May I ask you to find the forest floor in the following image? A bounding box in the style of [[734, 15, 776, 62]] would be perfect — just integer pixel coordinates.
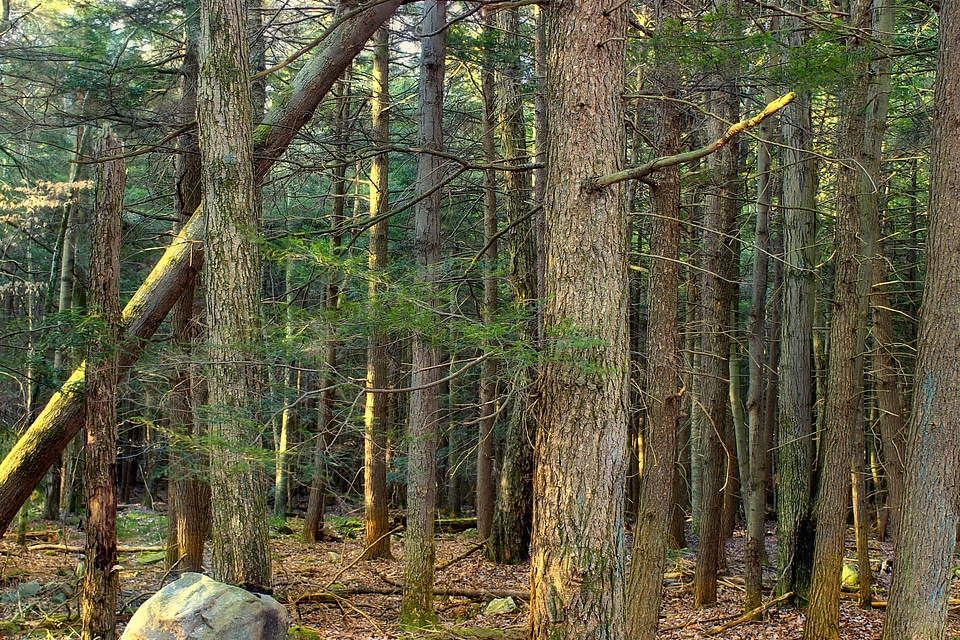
[[1, 504, 959, 639]]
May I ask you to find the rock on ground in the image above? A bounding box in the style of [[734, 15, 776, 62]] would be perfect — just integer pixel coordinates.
[[121, 572, 288, 640]]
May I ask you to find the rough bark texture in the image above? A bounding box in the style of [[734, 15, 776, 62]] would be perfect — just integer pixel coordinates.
[[802, 0, 871, 632], [0, 0, 400, 538], [166, 6, 210, 574], [199, 0, 271, 592], [693, 88, 739, 610], [625, 1, 681, 633], [486, 5, 538, 565], [776, 3, 817, 598], [400, 2, 445, 626], [529, 1, 628, 637], [882, 2, 960, 636], [361, 26, 392, 560], [80, 126, 124, 640]]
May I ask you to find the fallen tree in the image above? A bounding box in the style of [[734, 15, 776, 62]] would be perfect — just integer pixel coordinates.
[[0, 0, 404, 537]]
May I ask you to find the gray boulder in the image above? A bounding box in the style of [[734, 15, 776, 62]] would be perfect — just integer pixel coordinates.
[[120, 573, 288, 640]]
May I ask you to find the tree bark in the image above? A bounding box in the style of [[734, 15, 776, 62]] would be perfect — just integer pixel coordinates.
[[477, 11, 498, 543], [882, 1, 960, 635], [625, 0, 681, 632], [199, 0, 271, 592], [361, 26, 392, 560], [486, 5, 538, 565], [802, 0, 872, 632], [80, 125, 124, 640], [693, 87, 739, 610], [166, 3, 210, 574], [529, 1, 628, 637], [776, 0, 818, 599], [0, 0, 402, 538], [400, 1, 445, 626]]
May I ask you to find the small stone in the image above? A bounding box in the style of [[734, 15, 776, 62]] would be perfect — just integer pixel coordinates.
[[483, 596, 517, 615]]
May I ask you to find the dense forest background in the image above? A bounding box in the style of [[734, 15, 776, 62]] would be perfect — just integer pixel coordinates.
[[0, 0, 955, 637]]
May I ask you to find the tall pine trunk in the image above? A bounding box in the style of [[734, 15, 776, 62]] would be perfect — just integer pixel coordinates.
[[400, 1, 445, 625], [529, 1, 628, 636]]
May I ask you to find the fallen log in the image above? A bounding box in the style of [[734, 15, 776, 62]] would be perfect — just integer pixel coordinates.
[[282, 586, 529, 604], [26, 543, 165, 553], [0, 0, 404, 538]]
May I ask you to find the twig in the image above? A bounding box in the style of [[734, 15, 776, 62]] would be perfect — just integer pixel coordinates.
[[705, 591, 793, 636]]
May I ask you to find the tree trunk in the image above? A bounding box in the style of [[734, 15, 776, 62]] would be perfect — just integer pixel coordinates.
[[401, 1, 445, 626], [166, 4, 210, 574], [486, 5, 538, 565], [199, 0, 271, 592], [693, 87, 739, 610], [743, 77, 776, 614], [625, 0, 681, 632], [882, 2, 960, 636], [476, 11, 498, 542], [802, 0, 872, 633], [529, 1, 628, 637], [80, 125, 124, 640], [0, 0, 402, 538], [361, 25, 392, 560], [776, 1, 818, 598]]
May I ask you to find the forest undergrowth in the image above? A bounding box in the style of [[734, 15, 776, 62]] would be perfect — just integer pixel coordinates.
[[1, 504, 957, 639]]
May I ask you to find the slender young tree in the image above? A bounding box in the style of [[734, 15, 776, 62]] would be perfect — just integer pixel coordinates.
[[476, 9, 498, 543], [198, 0, 271, 591], [529, 0, 628, 637], [361, 25, 392, 559], [401, 0, 446, 626], [80, 125, 124, 640], [882, 0, 960, 635]]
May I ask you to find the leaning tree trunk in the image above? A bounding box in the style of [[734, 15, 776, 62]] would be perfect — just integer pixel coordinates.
[[882, 2, 960, 636], [0, 0, 403, 538], [401, 1, 445, 626], [80, 126, 124, 640], [361, 26, 392, 560], [529, 1, 628, 637], [625, 0, 681, 633]]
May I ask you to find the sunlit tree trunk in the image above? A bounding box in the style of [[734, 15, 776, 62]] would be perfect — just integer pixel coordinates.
[[401, 1, 445, 625], [361, 26, 392, 559], [882, 1, 960, 635], [529, 0, 628, 636], [80, 126, 124, 640]]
